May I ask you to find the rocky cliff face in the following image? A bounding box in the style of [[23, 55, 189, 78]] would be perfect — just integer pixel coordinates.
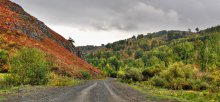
[[0, 0, 101, 77]]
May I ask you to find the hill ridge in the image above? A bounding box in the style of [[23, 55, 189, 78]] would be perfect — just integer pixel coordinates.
[[0, 0, 101, 77]]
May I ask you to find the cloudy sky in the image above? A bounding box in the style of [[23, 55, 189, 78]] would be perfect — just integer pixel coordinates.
[[11, 0, 220, 46]]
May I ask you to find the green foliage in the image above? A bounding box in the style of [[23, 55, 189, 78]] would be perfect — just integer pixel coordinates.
[[83, 26, 220, 93], [106, 43, 112, 49], [134, 50, 144, 59], [84, 28, 219, 74], [108, 56, 120, 71], [173, 42, 194, 64], [48, 73, 79, 86], [127, 48, 132, 56], [130, 82, 220, 102], [133, 59, 144, 68], [140, 42, 150, 51], [9, 47, 49, 85], [0, 73, 8, 88], [122, 68, 143, 82], [117, 70, 125, 79], [151, 40, 158, 48], [167, 31, 186, 41], [192, 79, 209, 91], [80, 70, 91, 79], [150, 62, 208, 90], [141, 55, 148, 66], [0, 50, 8, 72], [109, 70, 117, 78], [195, 27, 200, 32], [203, 69, 220, 90], [142, 65, 164, 80], [150, 76, 166, 87], [137, 34, 144, 39], [150, 45, 174, 67], [146, 56, 164, 67]]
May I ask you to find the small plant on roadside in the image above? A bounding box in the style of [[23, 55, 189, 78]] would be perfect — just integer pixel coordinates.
[[48, 73, 79, 86], [0, 50, 9, 73], [80, 70, 91, 79]]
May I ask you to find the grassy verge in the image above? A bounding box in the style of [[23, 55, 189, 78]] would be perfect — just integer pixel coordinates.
[[0, 85, 32, 101], [47, 73, 81, 86], [127, 82, 220, 102], [0, 74, 5, 101], [0, 73, 81, 101], [0, 73, 6, 80], [0, 81, 81, 101]]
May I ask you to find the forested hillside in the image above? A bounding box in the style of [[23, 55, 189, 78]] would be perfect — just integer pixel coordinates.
[[80, 26, 220, 100]]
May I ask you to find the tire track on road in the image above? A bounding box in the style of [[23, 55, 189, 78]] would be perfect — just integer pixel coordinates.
[[73, 82, 97, 102], [103, 81, 126, 102]]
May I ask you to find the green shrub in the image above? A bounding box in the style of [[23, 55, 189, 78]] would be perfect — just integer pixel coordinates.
[[117, 70, 125, 79], [169, 78, 193, 90], [150, 62, 207, 90], [203, 70, 220, 87], [109, 70, 117, 78], [0, 74, 8, 88], [9, 47, 49, 85], [48, 73, 79, 86], [0, 50, 9, 73], [160, 62, 196, 80], [123, 68, 143, 82], [142, 65, 163, 80], [134, 50, 143, 59], [192, 79, 209, 91], [0, 74, 17, 88], [80, 70, 91, 79], [150, 76, 166, 87]]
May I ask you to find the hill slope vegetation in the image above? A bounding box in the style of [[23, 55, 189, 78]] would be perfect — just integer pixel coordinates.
[[0, 0, 101, 78]]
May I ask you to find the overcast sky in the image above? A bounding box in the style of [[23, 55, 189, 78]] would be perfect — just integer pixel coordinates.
[[11, 0, 220, 46]]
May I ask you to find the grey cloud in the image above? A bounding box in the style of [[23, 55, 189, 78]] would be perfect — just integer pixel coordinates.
[[11, 0, 220, 32]]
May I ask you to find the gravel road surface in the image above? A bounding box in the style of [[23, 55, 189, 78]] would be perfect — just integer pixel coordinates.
[[4, 79, 150, 102]]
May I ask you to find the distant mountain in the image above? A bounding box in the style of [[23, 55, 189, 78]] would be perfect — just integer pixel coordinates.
[[0, 0, 101, 77]]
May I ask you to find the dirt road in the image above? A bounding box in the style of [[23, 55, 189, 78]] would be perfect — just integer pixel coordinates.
[[4, 79, 149, 102]]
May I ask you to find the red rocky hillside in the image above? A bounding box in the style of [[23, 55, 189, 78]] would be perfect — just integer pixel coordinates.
[[0, 0, 101, 77]]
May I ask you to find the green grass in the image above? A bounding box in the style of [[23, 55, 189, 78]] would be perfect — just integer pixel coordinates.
[[0, 73, 6, 80], [0, 86, 23, 101], [0, 73, 81, 101], [128, 82, 220, 102], [0, 73, 10, 101], [47, 73, 81, 86], [0, 85, 51, 101], [0, 80, 81, 101]]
